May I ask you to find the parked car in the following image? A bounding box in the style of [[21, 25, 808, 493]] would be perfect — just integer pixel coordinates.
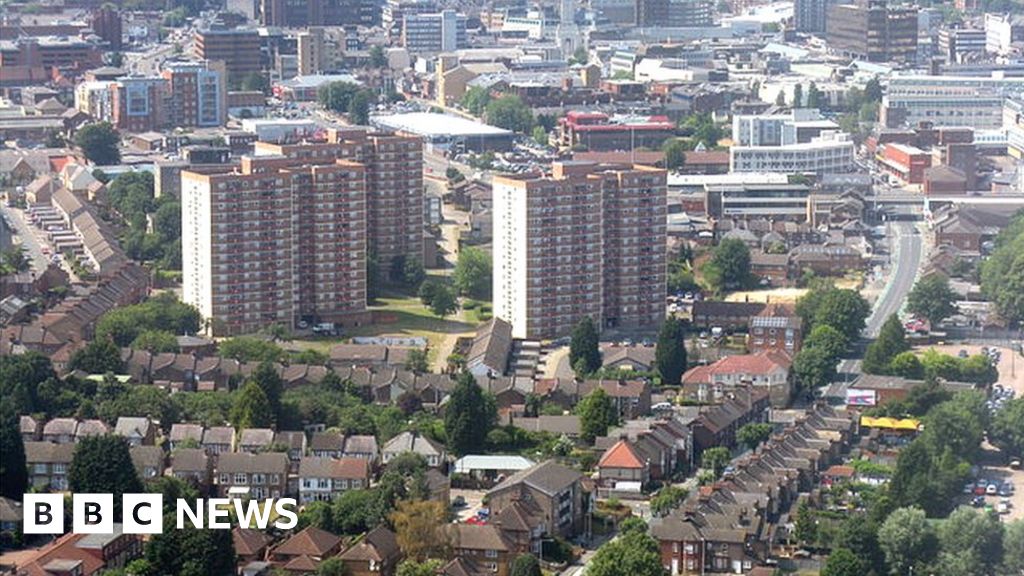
[[971, 496, 986, 507], [987, 484, 999, 495]]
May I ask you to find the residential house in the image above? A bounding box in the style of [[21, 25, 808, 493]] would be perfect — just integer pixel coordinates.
[[382, 431, 447, 468], [170, 448, 212, 491], [579, 379, 652, 419], [691, 301, 766, 330], [297, 457, 371, 503], [238, 428, 276, 453], [310, 431, 346, 459], [789, 245, 863, 276], [337, 526, 402, 576], [268, 526, 343, 574], [11, 526, 143, 576], [20, 415, 42, 442], [234, 527, 274, 565], [932, 204, 1016, 253], [169, 423, 204, 450], [684, 351, 793, 407], [25, 441, 75, 491], [0, 496, 23, 538], [597, 439, 650, 491], [596, 416, 693, 480], [215, 452, 289, 499], [510, 415, 581, 438], [129, 445, 166, 481], [749, 252, 791, 286], [688, 385, 770, 455], [342, 435, 380, 466], [274, 430, 308, 471], [42, 418, 78, 444], [75, 419, 109, 442], [601, 345, 657, 373], [446, 524, 515, 576], [202, 426, 235, 454], [747, 304, 802, 355], [486, 460, 588, 539], [466, 318, 514, 377], [115, 417, 156, 446], [651, 405, 856, 575]]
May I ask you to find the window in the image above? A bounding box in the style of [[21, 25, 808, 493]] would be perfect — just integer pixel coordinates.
[[234, 473, 247, 484]]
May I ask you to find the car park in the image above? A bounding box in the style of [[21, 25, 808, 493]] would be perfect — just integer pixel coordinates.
[[987, 483, 999, 495]]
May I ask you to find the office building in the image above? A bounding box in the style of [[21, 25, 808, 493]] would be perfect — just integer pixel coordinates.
[[161, 61, 226, 128], [794, 0, 831, 34], [259, 0, 376, 27], [90, 6, 122, 50], [493, 162, 667, 340], [193, 27, 261, 84], [0, 36, 104, 71], [731, 132, 855, 174], [402, 10, 467, 54], [882, 74, 1024, 129], [183, 129, 421, 336], [297, 30, 324, 76], [636, 0, 711, 27], [985, 13, 1024, 56], [557, 111, 676, 152], [938, 27, 986, 62], [384, 0, 440, 32], [705, 183, 813, 220], [732, 109, 841, 147], [826, 0, 918, 63]]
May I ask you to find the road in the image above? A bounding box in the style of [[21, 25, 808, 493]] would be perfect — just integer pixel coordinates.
[[825, 221, 924, 400], [1, 205, 52, 274], [864, 221, 923, 337]]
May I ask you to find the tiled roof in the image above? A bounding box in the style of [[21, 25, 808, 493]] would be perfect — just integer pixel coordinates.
[[273, 526, 341, 558], [710, 351, 792, 377], [233, 527, 272, 557], [598, 440, 645, 469], [488, 460, 582, 497]]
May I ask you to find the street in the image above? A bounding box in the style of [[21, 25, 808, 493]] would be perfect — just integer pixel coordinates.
[[864, 221, 924, 337], [1, 205, 53, 274]]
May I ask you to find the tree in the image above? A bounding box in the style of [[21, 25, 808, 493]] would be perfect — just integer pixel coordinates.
[[662, 139, 687, 171], [428, 283, 458, 318], [69, 435, 143, 515], [939, 506, 1005, 574], [230, 381, 273, 429], [834, 516, 884, 574], [701, 446, 730, 476], [907, 273, 958, 325], [862, 314, 910, 374], [369, 45, 387, 68], [316, 558, 347, 576], [75, 122, 120, 165], [991, 398, 1024, 457], [587, 529, 666, 576], [864, 77, 883, 102], [145, 516, 236, 576], [879, 507, 938, 576], [406, 349, 429, 375], [792, 83, 803, 107], [792, 346, 837, 394], [569, 316, 601, 377], [96, 294, 200, 347], [1006, 520, 1024, 575], [775, 90, 787, 106], [793, 500, 816, 546], [485, 95, 534, 133], [570, 46, 588, 64], [532, 126, 548, 147], [806, 82, 822, 109], [131, 330, 179, 353], [453, 246, 491, 299], [318, 81, 362, 113], [821, 548, 864, 576], [980, 211, 1024, 323], [348, 90, 372, 125], [655, 316, 687, 385], [445, 372, 496, 455], [510, 554, 542, 576], [0, 352, 56, 414], [737, 422, 773, 451], [69, 338, 125, 374], [803, 324, 847, 361], [390, 499, 450, 562], [1, 247, 29, 274], [218, 337, 284, 363], [396, 560, 444, 576], [815, 289, 870, 343], [0, 404, 27, 501], [650, 486, 688, 518], [888, 351, 924, 379], [461, 86, 492, 116], [578, 388, 617, 443], [708, 238, 751, 290]]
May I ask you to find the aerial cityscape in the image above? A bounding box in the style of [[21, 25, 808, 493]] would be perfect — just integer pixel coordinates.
[[1, 0, 1024, 573]]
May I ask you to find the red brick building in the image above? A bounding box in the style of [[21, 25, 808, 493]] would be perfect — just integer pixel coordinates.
[[878, 143, 932, 184]]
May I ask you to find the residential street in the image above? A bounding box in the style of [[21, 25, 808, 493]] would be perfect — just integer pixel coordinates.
[[863, 221, 924, 337]]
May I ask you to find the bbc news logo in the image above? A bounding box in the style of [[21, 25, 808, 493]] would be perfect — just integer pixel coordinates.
[[24, 494, 298, 535]]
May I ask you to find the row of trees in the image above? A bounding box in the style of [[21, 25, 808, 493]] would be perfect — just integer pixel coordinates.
[[981, 210, 1024, 324], [863, 314, 998, 385], [317, 81, 375, 125], [790, 282, 870, 395], [105, 171, 182, 268]]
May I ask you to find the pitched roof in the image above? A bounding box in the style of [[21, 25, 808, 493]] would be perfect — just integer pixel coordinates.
[[488, 459, 582, 497], [598, 439, 646, 469], [170, 448, 209, 472], [382, 431, 445, 457], [233, 527, 273, 557], [447, 524, 512, 552], [709, 350, 792, 377], [24, 441, 75, 464], [273, 526, 342, 558], [338, 526, 400, 562], [466, 317, 513, 374], [298, 457, 369, 479]]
